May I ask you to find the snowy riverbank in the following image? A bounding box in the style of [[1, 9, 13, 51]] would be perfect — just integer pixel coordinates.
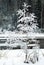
[[0, 49, 44, 65]]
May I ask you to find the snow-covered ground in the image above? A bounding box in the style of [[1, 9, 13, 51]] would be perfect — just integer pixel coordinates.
[[0, 49, 44, 65]]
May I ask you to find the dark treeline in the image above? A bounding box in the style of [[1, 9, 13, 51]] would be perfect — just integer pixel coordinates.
[[0, 0, 44, 31]]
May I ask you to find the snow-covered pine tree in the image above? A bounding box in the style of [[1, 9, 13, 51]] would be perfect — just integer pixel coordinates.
[[16, 2, 40, 63], [17, 2, 39, 34]]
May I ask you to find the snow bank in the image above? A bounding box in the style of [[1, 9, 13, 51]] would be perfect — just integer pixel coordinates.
[[0, 49, 44, 65]]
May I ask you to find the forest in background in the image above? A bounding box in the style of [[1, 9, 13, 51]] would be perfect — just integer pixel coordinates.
[[0, 0, 44, 32]]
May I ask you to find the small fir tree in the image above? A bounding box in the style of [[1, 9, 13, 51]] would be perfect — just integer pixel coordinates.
[[16, 2, 40, 63], [17, 2, 39, 34]]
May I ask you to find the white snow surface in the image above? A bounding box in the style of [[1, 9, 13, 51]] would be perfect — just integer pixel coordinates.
[[0, 31, 44, 39], [0, 49, 44, 65]]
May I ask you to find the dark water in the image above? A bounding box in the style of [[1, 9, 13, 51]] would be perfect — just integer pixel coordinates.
[[0, 39, 44, 50]]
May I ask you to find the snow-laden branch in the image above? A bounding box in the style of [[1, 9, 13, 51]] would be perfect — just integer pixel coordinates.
[[17, 16, 34, 23]]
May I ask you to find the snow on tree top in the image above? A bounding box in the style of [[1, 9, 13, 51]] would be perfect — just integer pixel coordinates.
[[22, 2, 31, 8]]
